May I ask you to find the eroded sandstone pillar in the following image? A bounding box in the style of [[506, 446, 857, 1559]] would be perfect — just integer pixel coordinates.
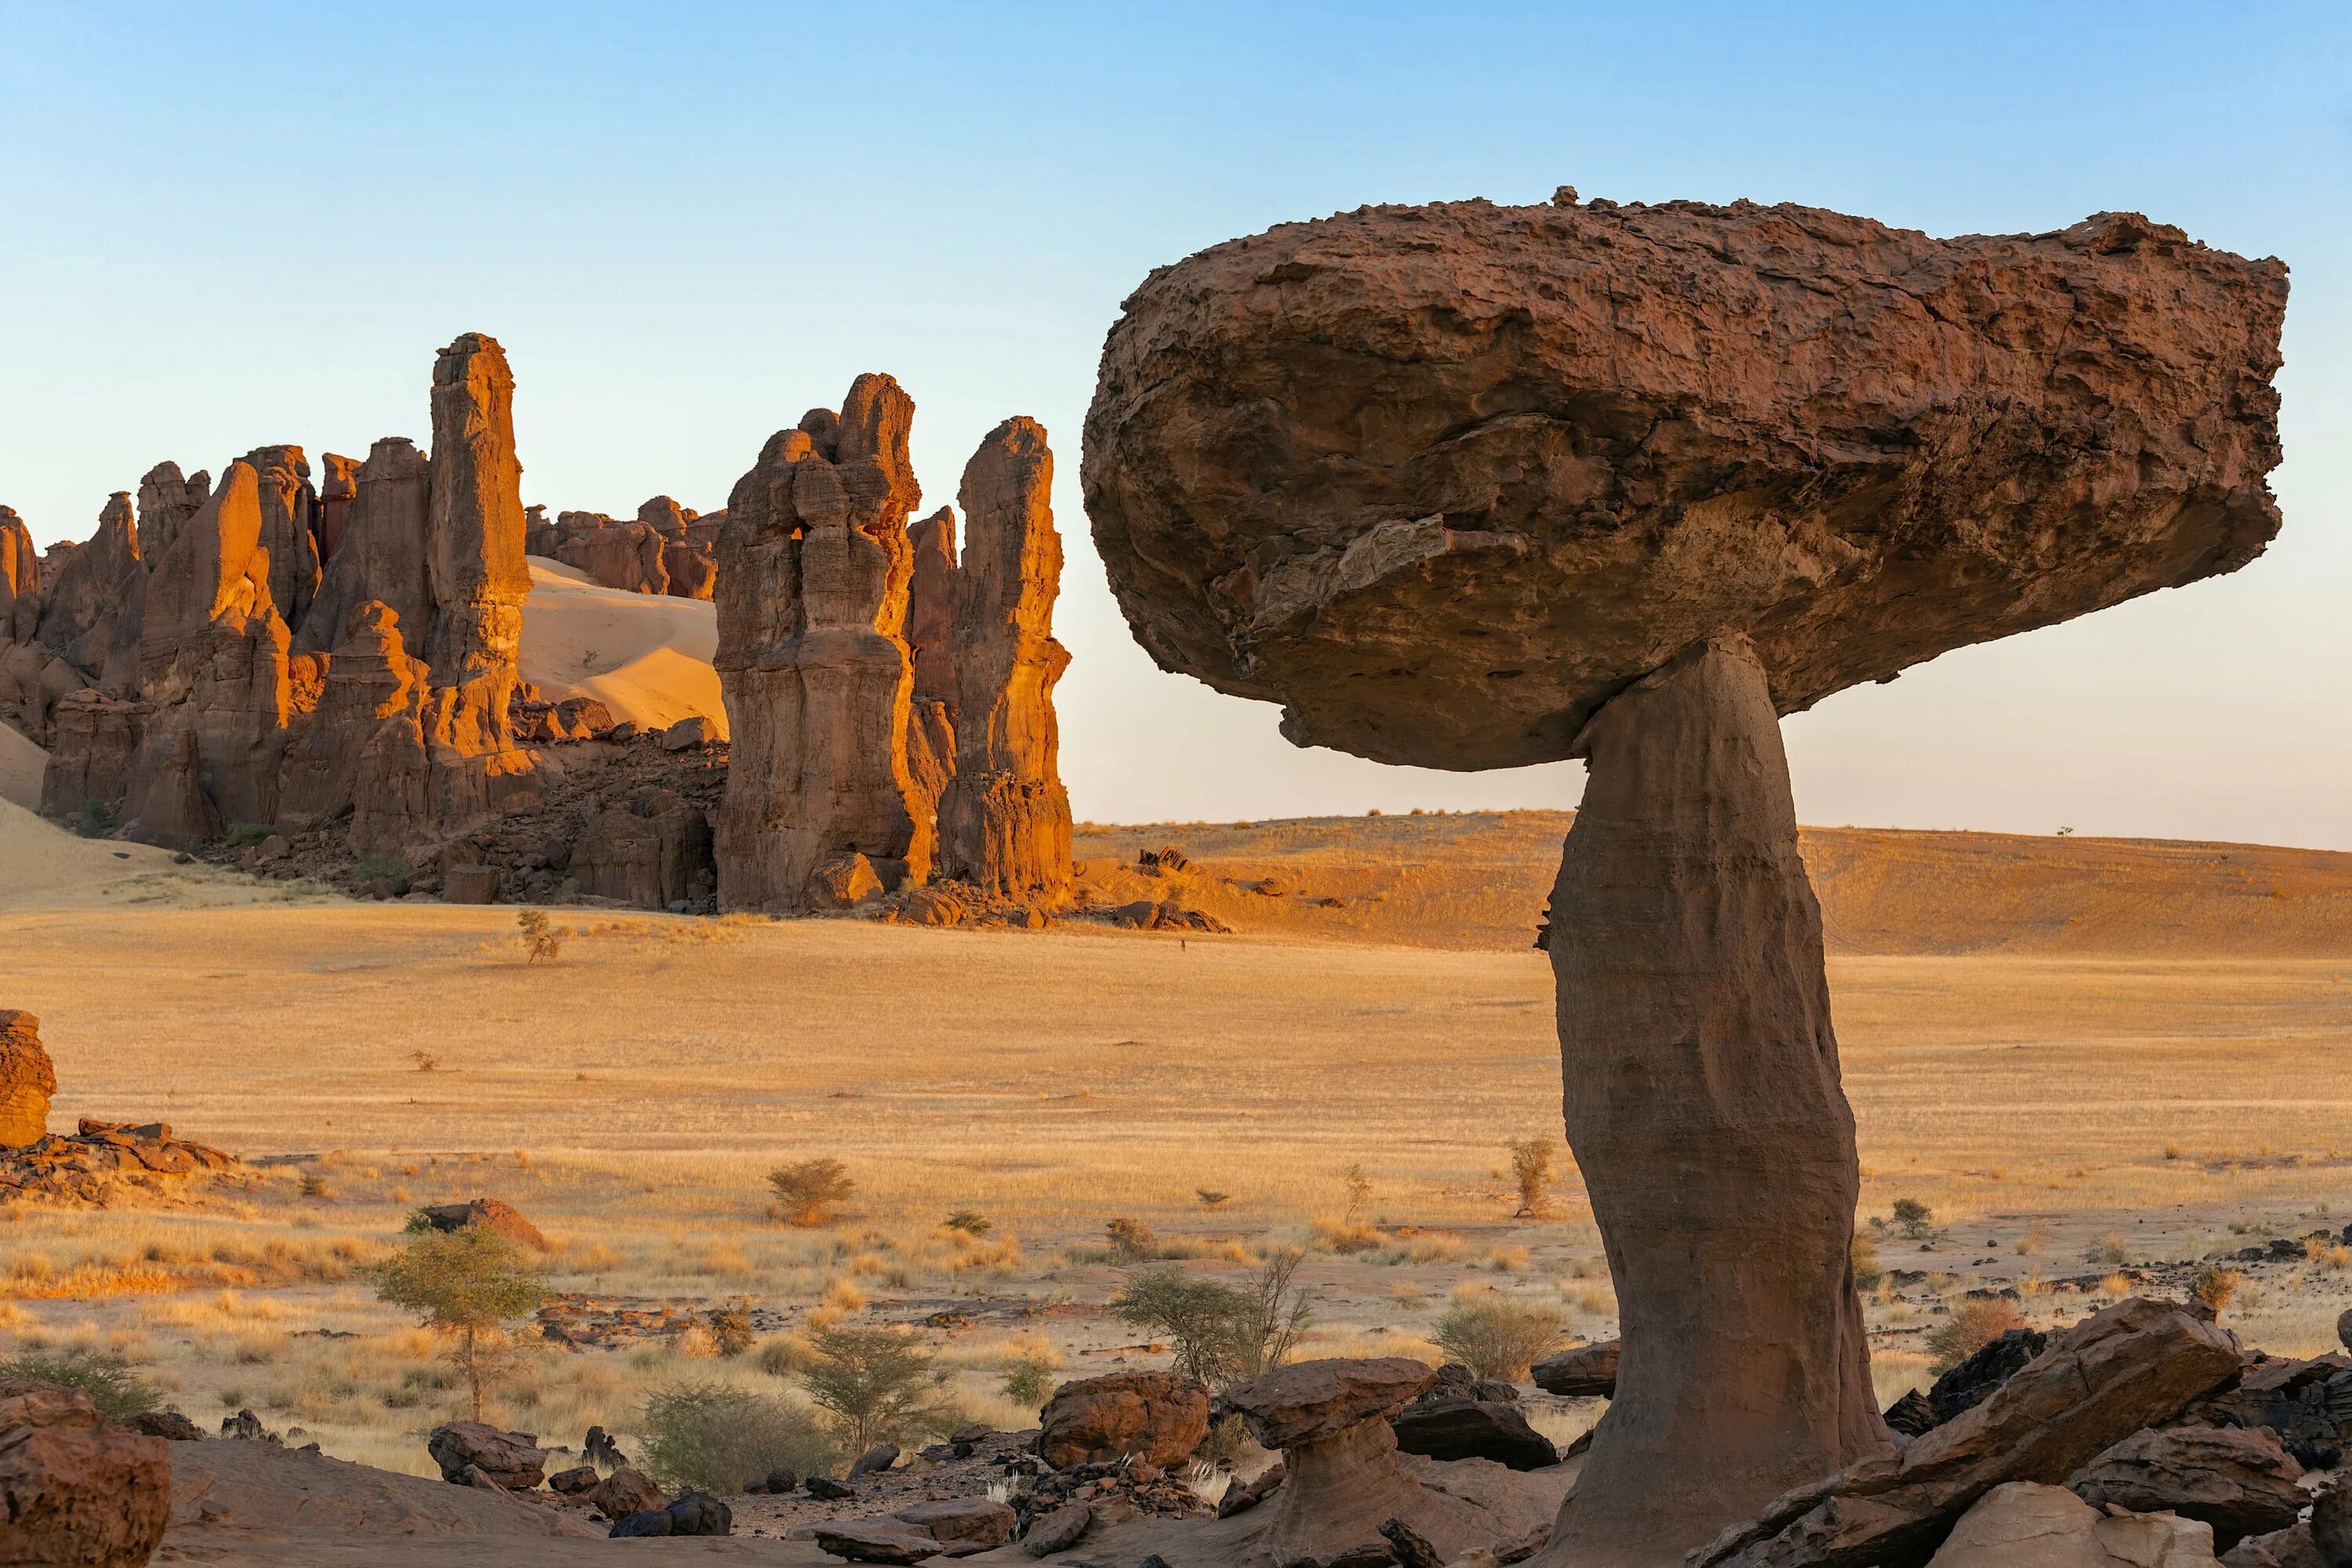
[[1540, 634, 1886, 1567], [423, 332, 530, 754], [936, 418, 1072, 903]]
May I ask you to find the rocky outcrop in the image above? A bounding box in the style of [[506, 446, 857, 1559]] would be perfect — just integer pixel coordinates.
[[1083, 198, 2288, 771], [135, 462, 208, 563], [0, 1380, 172, 1567], [275, 602, 431, 848], [1924, 1483, 2221, 1567], [0, 1119, 238, 1204], [1530, 1340, 1618, 1399], [714, 374, 931, 912], [2068, 1426, 2304, 1550], [416, 1198, 550, 1250], [0, 506, 39, 642], [903, 506, 959, 818], [0, 1012, 56, 1149], [315, 452, 360, 562], [240, 445, 319, 633], [936, 417, 1072, 902], [1036, 1371, 1210, 1469], [550, 510, 670, 595], [1224, 1357, 1498, 1566], [426, 1421, 548, 1489], [570, 788, 715, 909], [1693, 1299, 2244, 1568], [422, 333, 531, 770], [299, 437, 433, 659], [35, 492, 143, 690]]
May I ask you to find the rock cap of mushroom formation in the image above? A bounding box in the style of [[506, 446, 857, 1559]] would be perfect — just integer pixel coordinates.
[[1222, 1356, 1439, 1450], [1083, 198, 2288, 768]]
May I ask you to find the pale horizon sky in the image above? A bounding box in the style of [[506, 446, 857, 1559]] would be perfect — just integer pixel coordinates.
[[3, 3, 2347, 844]]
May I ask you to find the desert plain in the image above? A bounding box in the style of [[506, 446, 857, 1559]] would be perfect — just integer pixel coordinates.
[[2, 786, 2347, 1521]]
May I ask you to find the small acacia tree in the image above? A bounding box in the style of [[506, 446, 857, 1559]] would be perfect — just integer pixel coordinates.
[[799, 1325, 954, 1451], [769, 1159, 855, 1226], [375, 1225, 546, 1420], [1110, 1248, 1312, 1389], [517, 909, 566, 964]]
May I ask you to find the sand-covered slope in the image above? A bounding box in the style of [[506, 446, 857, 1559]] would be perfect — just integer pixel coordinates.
[[1076, 812, 2352, 956], [518, 558, 725, 736], [0, 719, 42, 810]]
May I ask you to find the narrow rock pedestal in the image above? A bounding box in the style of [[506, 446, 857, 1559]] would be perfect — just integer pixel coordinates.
[[1538, 634, 1889, 1566]]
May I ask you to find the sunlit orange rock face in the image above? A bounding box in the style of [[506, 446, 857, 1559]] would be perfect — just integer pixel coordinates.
[[1083, 194, 2288, 1564], [713, 374, 932, 913]]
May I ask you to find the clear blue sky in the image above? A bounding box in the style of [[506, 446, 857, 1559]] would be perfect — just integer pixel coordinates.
[[3, 2, 2347, 842]]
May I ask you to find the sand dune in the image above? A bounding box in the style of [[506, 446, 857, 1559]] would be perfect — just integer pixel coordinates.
[[0, 720, 41, 811], [517, 557, 726, 736]]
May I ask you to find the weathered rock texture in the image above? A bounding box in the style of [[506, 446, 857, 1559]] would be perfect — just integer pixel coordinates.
[[1080, 196, 2288, 1566], [1546, 633, 1884, 1559], [0, 1012, 56, 1149], [1924, 1483, 2221, 1568], [1693, 1298, 2243, 1568], [713, 374, 931, 912], [2067, 1425, 2303, 1550], [1036, 1370, 1210, 1470], [528, 496, 716, 600], [31, 332, 543, 873], [1083, 198, 2288, 771], [0, 1380, 172, 1567], [936, 417, 1073, 902]]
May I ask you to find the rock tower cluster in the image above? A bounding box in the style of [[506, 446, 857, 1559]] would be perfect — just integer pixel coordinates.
[[713, 379, 1072, 913], [7, 333, 540, 856], [527, 495, 720, 599]]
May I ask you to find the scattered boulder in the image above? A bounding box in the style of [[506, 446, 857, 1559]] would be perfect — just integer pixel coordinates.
[[1390, 1391, 1558, 1470], [662, 1492, 731, 1536], [0, 1379, 172, 1568], [125, 1410, 205, 1442], [806, 1475, 858, 1501], [1106, 898, 1232, 934], [659, 713, 720, 750], [2220, 1523, 2320, 1568], [808, 851, 887, 909], [815, 1519, 944, 1563], [849, 1443, 901, 1478], [1930, 1328, 2049, 1428], [425, 1421, 547, 1490], [893, 1496, 1017, 1549], [1925, 1482, 2221, 1566], [0, 1011, 56, 1149], [2069, 1426, 2306, 1551], [546, 1464, 597, 1494], [1531, 1340, 1619, 1399], [584, 1465, 666, 1521], [441, 864, 501, 904], [1216, 1458, 1285, 1519], [1022, 1498, 1094, 1555], [896, 885, 969, 927], [1693, 1299, 2247, 1568], [415, 1197, 550, 1251], [1038, 1370, 1211, 1469]]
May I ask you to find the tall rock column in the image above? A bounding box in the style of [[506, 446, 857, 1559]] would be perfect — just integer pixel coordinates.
[[713, 373, 931, 912], [1544, 634, 1882, 1563], [299, 437, 433, 659], [241, 446, 320, 633], [0, 507, 39, 642], [134, 463, 208, 563], [35, 494, 145, 691], [422, 332, 532, 772], [903, 505, 960, 820], [936, 417, 1072, 902]]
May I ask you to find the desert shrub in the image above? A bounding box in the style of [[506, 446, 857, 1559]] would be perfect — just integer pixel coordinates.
[[1508, 1139, 1554, 1218], [1433, 1296, 1564, 1381], [798, 1325, 956, 1450], [74, 800, 116, 838], [1888, 1199, 1934, 1240], [1849, 1232, 1882, 1291], [373, 1225, 546, 1420], [1105, 1217, 1160, 1262], [706, 1301, 755, 1357], [768, 1159, 854, 1227], [1310, 1216, 1382, 1255], [517, 909, 565, 964], [1000, 1356, 1058, 1407], [0, 1348, 162, 1419], [2190, 1264, 2243, 1315], [352, 854, 410, 894], [1110, 1249, 1311, 1390], [1341, 1163, 1371, 1221], [224, 822, 275, 848], [942, 1210, 991, 1236], [2084, 1231, 2132, 1265], [638, 1382, 838, 1493], [1925, 1297, 2024, 1374], [1196, 1189, 1230, 1210]]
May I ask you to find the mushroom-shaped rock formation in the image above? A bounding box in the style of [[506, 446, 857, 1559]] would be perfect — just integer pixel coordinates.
[[1223, 1356, 1493, 1566], [1083, 196, 2287, 1566]]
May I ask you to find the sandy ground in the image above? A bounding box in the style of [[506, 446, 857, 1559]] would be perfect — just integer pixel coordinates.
[[518, 558, 726, 737], [0, 718, 42, 809]]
